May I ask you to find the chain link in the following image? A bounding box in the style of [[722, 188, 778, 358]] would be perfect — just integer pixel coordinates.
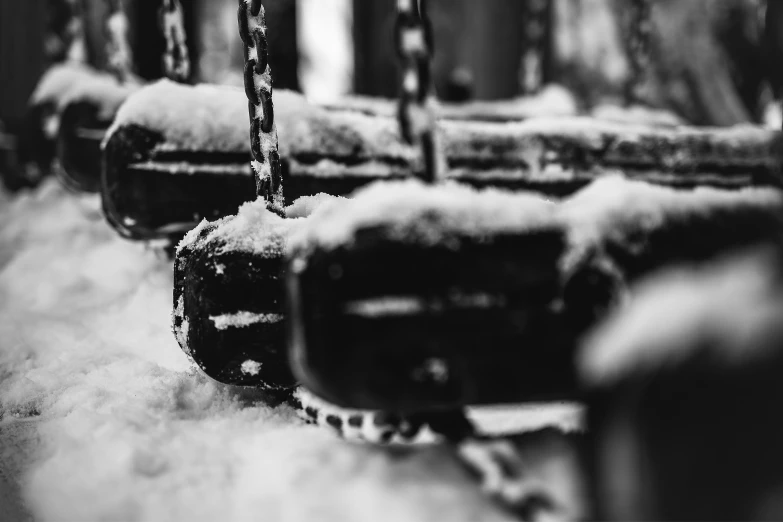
[[103, 0, 135, 83], [238, 0, 284, 214], [159, 0, 191, 83], [67, 0, 88, 63], [45, 0, 81, 63], [394, 0, 441, 184], [520, 0, 550, 95], [624, 0, 653, 105]]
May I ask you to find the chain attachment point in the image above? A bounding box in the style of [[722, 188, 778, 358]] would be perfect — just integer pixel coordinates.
[[159, 0, 191, 83], [238, 0, 284, 214], [395, 0, 441, 184]]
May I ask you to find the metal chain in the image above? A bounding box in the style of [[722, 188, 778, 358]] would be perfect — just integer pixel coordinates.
[[45, 0, 80, 63], [423, 410, 558, 518], [394, 0, 441, 184], [103, 0, 135, 83], [624, 0, 653, 106], [67, 0, 89, 63], [159, 0, 191, 83], [520, 0, 550, 95], [238, 0, 284, 214]]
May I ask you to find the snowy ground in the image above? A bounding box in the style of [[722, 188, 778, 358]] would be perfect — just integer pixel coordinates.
[[0, 181, 584, 522]]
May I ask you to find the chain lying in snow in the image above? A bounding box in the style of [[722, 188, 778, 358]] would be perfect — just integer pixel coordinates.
[[238, 0, 284, 215], [519, 0, 550, 95], [103, 0, 135, 83], [296, 388, 557, 517], [624, 0, 653, 105], [159, 0, 191, 83], [394, 0, 441, 183]]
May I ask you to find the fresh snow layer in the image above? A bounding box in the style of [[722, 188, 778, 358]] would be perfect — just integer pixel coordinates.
[[284, 175, 781, 289], [105, 79, 322, 155], [0, 181, 582, 522], [289, 179, 559, 252], [178, 193, 346, 258], [325, 84, 579, 121], [30, 62, 137, 119], [289, 175, 782, 273], [210, 312, 285, 330], [106, 79, 277, 153], [590, 103, 684, 127], [105, 79, 415, 162], [559, 175, 783, 272]]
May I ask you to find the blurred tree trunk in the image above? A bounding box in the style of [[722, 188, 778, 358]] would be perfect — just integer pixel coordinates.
[[195, 0, 240, 85], [80, 0, 109, 70], [265, 0, 300, 90], [554, 0, 767, 126], [297, 0, 353, 101], [645, 0, 766, 126], [766, 0, 783, 100], [352, 0, 767, 125], [352, 0, 396, 98]]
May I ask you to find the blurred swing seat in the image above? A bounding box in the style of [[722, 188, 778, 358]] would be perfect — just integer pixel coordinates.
[[56, 78, 137, 193], [287, 176, 783, 412]]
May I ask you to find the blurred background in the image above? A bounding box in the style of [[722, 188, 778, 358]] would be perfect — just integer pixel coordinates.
[[1, 0, 781, 198], [0, 0, 777, 133], [2, 2, 783, 521]]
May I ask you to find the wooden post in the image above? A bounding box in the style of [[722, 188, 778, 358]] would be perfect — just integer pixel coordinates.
[[266, 0, 300, 91], [352, 0, 397, 98], [459, 0, 527, 100]]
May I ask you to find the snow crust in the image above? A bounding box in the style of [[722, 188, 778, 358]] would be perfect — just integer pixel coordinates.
[[179, 193, 346, 258], [441, 114, 776, 150], [106, 79, 264, 152], [559, 175, 783, 272], [285, 193, 346, 219], [104, 79, 370, 158], [30, 62, 137, 119], [289, 180, 558, 252], [210, 312, 285, 330], [241, 360, 263, 376], [288, 175, 783, 275], [325, 84, 579, 121]]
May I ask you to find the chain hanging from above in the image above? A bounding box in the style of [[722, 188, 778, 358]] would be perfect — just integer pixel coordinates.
[[103, 0, 136, 83], [519, 0, 551, 95], [159, 0, 191, 83], [395, 0, 442, 184], [624, 0, 653, 106], [45, 0, 84, 63], [238, 0, 284, 215], [392, 2, 558, 517]]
